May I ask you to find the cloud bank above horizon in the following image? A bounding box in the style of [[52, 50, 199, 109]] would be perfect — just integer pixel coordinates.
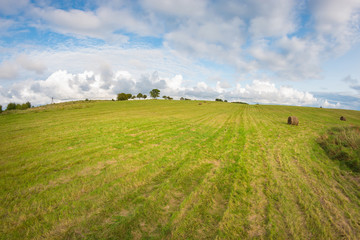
[[0, 0, 360, 109]]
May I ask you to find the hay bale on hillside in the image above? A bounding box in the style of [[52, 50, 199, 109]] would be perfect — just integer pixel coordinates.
[[340, 116, 346, 121], [288, 116, 299, 126]]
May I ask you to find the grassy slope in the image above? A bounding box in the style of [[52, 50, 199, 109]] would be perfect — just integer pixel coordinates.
[[1, 100, 360, 239]]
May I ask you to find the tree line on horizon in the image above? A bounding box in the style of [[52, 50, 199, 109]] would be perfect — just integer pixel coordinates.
[[117, 89, 162, 101], [1, 102, 32, 112], [0, 88, 237, 113]]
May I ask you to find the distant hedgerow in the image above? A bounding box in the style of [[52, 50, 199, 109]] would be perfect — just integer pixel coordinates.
[[318, 126, 360, 172], [117, 93, 132, 101], [6, 102, 31, 111]]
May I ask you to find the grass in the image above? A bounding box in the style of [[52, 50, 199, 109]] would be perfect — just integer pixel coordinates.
[[1, 100, 360, 239], [318, 126, 360, 172]]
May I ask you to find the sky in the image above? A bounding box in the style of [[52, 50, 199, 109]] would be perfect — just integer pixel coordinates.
[[0, 0, 360, 110]]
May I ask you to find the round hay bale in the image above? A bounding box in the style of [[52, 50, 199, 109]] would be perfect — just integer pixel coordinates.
[[288, 116, 299, 126], [340, 116, 346, 121]]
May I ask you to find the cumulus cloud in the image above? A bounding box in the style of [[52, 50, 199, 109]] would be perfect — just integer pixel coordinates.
[[0, 70, 176, 106], [3, 0, 359, 83], [0, 69, 333, 109], [0, 55, 47, 80], [248, 0, 297, 38], [321, 100, 341, 108], [229, 80, 318, 106]]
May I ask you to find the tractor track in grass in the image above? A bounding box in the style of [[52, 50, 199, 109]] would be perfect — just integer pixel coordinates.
[[1, 101, 360, 239]]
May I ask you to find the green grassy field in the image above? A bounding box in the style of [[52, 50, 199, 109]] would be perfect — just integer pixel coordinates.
[[1, 100, 360, 239]]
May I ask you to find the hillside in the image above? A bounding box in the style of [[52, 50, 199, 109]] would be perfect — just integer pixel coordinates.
[[1, 100, 360, 239]]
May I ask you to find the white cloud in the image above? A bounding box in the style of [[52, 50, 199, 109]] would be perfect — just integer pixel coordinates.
[[141, 0, 207, 17], [230, 80, 318, 105], [29, 5, 155, 42], [0, 60, 18, 79], [0, 55, 47, 80], [17, 55, 47, 74], [0, 0, 29, 15], [0, 70, 323, 108], [1, 0, 360, 110], [311, 0, 360, 54], [248, 0, 298, 38], [321, 99, 341, 108], [248, 36, 323, 80]]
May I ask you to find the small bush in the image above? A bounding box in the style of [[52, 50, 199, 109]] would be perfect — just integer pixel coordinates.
[[215, 98, 223, 102], [0, 105, 2, 113], [318, 126, 360, 172], [7, 103, 16, 110], [117, 93, 132, 101]]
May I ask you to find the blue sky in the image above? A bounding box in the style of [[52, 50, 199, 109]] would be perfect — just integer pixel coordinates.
[[0, 0, 360, 109]]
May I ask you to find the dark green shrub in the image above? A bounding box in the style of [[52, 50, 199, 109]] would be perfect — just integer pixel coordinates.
[[142, 94, 147, 99], [0, 105, 2, 113], [7, 102, 16, 110], [215, 98, 223, 102], [318, 126, 360, 172], [137, 93, 143, 99], [117, 93, 131, 101]]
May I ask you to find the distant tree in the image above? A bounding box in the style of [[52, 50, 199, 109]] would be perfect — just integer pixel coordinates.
[[6, 103, 16, 110], [126, 94, 132, 100], [224, 100, 228, 102], [0, 105, 2, 113], [117, 93, 130, 101], [215, 98, 223, 102], [21, 103, 28, 109], [131, 96, 136, 99], [180, 97, 185, 100], [162, 95, 167, 100], [15, 104, 22, 110], [167, 96, 173, 100], [137, 93, 143, 99], [143, 94, 147, 99], [150, 89, 160, 99]]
